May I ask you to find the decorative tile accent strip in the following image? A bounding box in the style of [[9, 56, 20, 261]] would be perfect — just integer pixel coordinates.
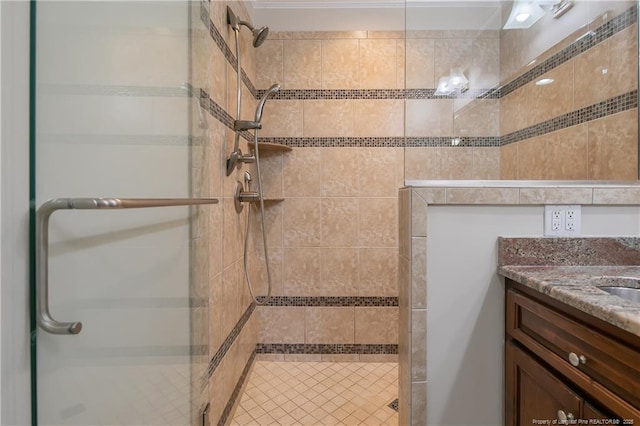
[[203, 302, 256, 387], [256, 343, 399, 355], [217, 350, 257, 426], [405, 136, 501, 148], [256, 88, 500, 101], [258, 136, 405, 148], [257, 296, 398, 307], [200, 2, 257, 98], [501, 90, 638, 146], [388, 398, 399, 412], [501, 6, 637, 97]]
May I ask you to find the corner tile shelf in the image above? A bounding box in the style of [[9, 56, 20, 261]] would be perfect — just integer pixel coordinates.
[[248, 141, 292, 152]]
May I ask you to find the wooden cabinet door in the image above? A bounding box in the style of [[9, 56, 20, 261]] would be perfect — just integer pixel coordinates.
[[507, 342, 582, 426]]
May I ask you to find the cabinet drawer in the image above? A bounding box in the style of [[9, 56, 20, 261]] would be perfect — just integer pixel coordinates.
[[507, 289, 640, 409]]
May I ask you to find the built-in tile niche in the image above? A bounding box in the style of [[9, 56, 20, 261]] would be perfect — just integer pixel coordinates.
[[404, 1, 639, 181]]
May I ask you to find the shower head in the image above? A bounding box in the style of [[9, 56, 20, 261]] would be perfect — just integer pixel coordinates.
[[252, 26, 269, 48], [255, 84, 280, 123], [226, 6, 269, 48]]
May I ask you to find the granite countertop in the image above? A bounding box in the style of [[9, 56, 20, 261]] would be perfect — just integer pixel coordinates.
[[497, 238, 640, 338]]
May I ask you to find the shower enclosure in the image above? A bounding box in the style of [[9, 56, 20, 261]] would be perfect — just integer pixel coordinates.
[[30, 2, 212, 425]]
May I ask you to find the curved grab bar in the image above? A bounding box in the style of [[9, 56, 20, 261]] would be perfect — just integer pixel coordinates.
[[36, 197, 219, 335]]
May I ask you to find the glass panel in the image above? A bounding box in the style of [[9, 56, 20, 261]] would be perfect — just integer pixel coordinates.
[[32, 2, 202, 425], [404, 0, 639, 183]]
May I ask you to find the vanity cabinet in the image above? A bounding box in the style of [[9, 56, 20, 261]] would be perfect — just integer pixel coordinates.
[[505, 279, 640, 425]]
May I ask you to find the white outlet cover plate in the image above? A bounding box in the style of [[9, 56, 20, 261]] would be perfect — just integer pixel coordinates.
[[544, 205, 581, 236]]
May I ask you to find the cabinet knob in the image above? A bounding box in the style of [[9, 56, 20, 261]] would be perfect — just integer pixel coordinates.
[[557, 410, 575, 424], [568, 352, 587, 367]]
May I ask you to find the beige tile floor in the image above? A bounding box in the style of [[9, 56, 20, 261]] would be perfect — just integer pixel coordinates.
[[230, 361, 398, 425]]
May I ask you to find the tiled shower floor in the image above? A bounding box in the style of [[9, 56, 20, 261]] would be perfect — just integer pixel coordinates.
[[230, 361, 398, 425]]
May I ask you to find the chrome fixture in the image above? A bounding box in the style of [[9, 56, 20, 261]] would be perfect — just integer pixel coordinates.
[[36, 197, 219, 335], [226, 84, 280, 176], [226, 5, 269, 48], [234, 171, 260, 213], [504, 0, 574, 29], [225, 6, 271, 177]]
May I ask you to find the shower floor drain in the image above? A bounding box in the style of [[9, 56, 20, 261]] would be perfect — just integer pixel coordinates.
[[388, 398, 399, 412]]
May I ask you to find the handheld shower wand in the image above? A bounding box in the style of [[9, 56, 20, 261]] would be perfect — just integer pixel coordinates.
[[226, 84, 281, 176]]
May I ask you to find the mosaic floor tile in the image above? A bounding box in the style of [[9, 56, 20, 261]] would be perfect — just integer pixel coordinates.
[[230, 361, 398, 425]]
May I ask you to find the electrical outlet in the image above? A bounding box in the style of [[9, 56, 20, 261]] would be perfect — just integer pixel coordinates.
[[544, 205, 581, 236]]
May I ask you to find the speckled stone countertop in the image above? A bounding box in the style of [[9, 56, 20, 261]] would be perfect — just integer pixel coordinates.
[[497, 237, 640, 338]]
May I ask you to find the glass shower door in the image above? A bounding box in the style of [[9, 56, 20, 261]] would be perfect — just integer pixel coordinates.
[[31, 2, 203, 425]]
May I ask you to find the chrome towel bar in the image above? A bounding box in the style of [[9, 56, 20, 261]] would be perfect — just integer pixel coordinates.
[[36, 197, 219, 335]]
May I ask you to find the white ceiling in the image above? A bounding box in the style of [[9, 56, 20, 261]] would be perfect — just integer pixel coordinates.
[[252, 1, 503, 31]]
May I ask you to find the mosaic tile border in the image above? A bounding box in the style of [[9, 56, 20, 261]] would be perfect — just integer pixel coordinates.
[[501, 5, 637, 97], [256, 343, 399, 355], [217, 350, 257, 426], [501, 90, 638, 146], [405, 136, 500, 148], [203, 302, 256, 386], [257, 296, 398, 307], [199, 89, 253, 142], [256, 88, 500, 101], [388, 398, 399, 412], [257, 137, 405, 148]]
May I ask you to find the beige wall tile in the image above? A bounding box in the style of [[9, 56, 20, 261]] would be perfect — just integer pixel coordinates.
[[359, 354, 398, 362], [608, 24, 638, 98], [321, 197, 358, 247], [434, 39, 473, 85], [321, 354, 360, 362], [518, 137, 547, 180], [260, 100, 304, 137], [320, 248, 359, 296], [304, 100, 354, 137], [406, 39, 435, 89], [528, 61, 574, 126], [223, 198, 243, 268], [574, 40, 609, 109], [284, 354, 322, 362], [283, 148, 321, 197], [411, 382, 427, 426], [398, 189, 411, 260], [593, 188, 640, 204], [259, 307, 305, 343], [359, 39, 398, 88], [283, 197, 321, 246], [322, 39, 360, 89], [305, 307, 355, 344], [252, 245, 283, 297], [500, 143, 518, 180], [411, 238, 427, 309], [397, 39, 406, 89], [358, 147, 399, 197], [413, 187, 446, 204], [284, 40, 322, 89], [406, 99, 453, 137], [353, 100, 404, 137], [321, 147, 359, 197], [210, 272, 224, 355], [500, 86, 528, 136], [256, 40, 284, 89], [411, 309, 427, 382], [471, 38, 500, 89], [454, 99, 499, 137], [359, 248, 398, 296], [359, 198, 397, 247], [446, 188, 519, 204], [472, 147, 500, 180], [282, 247, 321, 296], [256, 354, 285, 361], [440, 147, 473, 180], [404, 147, 440, 180], [355, 307, 398, 344], [588, 109, 638, 180], [519, 188, 593, 204], [257, 153, 283, 199], [411, 191, 427, 238], [547, 124, 589, 180]]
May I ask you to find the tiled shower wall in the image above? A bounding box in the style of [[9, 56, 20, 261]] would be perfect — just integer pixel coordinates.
[[253, 31, 403, 360], [190, 1, 261, 424], [500, 5, 639, 180]]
